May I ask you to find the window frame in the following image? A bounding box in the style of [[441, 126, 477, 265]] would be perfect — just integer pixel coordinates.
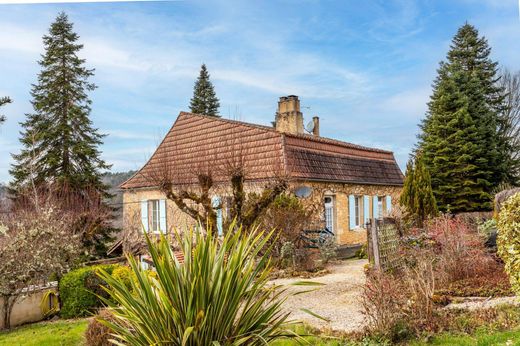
[[354, 195, 363, 228], [148, 199, 161, 234]]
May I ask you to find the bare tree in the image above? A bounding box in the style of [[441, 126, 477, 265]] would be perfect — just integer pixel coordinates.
[[498, 69, 520, 182], [146, 140, 290, 235]]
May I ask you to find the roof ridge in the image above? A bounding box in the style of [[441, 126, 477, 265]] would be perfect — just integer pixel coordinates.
[[284, 132, 393, 154]]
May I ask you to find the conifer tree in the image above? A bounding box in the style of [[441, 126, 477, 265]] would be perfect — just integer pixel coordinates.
[[189, 64, 220, 116], [10, 12, 110, 193], [400, 156, 437, 227], [9, 13, 112, 259], [417, 23, 505, 212], [0, 96, 10, 125]]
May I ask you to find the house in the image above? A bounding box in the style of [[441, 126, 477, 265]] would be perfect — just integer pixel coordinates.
[[120, 95, 403, 246]]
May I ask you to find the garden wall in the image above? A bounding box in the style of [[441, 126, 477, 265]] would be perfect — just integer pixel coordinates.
[[0, 282, 57, 329]]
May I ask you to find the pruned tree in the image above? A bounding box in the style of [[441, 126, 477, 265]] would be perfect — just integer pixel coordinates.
[[0, 96, 11, 125], [0, 207, 81, 329], [147, 142, 289, 235]]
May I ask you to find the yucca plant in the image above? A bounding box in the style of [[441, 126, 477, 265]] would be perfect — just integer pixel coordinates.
[[97, 226, 299, 345]]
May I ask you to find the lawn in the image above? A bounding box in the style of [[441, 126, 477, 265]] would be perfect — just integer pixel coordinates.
[[1, 319, 519, 345], [0, 319, 88, 346]]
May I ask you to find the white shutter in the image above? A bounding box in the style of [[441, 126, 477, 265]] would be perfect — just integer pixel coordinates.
[[348, 195, 356, 230], [363, 195, 370, 226], [140, 200, 149, 233], [386, 195, 392, 214], [159, 199, 167, 233], [373, 196, 378, 219]]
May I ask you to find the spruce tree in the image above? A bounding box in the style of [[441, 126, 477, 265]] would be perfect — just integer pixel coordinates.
[[10, 12, 110, 193], [189, 64, 220, 116], [9, 13, 112, 259], [400, 156, 437, 227], [0, 96, 10, 124], [417, 23, 505, 212]]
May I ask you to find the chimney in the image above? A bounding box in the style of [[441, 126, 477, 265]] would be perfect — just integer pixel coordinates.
[[312, 116, 320, 136], [275, 95, 304, 134]]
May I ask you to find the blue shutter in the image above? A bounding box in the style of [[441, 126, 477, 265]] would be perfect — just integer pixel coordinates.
[[212, 196, 223, 236], [363, 195, 370, 226], [373, 196, 378, 219], [386, 195, 392, 214], [159, 199, 167, 233], [140, 201, 149, 233], [348, 195, 355, 230]]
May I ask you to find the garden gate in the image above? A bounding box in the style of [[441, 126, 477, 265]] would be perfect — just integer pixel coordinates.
[[367, 218, 402, 271]]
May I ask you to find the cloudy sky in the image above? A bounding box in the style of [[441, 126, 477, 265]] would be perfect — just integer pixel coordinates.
[[0, 0, 519, 183]]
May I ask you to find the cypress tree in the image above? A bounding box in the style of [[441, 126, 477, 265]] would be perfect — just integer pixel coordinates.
[[0, 96, 10, 124], [417, 23, 505, 212], [189, 64, 220, 116], [400, 156, 437, 227], [10, 12, 110, 193]]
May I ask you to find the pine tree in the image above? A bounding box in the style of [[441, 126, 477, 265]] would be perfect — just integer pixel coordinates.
[[417, 23, 505, 212], [0, 96, 10, 124], [189, 64, 220, 116], [400, 156, 437, 227], [9, 13, 112, 259], [10, 12, 110, 193]]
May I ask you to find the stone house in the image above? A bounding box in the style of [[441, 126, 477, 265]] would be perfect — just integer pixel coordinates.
[[120, 95, 403, 246]]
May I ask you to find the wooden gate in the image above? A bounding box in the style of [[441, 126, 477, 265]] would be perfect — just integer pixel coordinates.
[[367, 218, 402, 271]]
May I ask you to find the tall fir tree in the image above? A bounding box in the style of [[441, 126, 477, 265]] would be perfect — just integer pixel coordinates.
[[400, 155, 437, 227], [0, 96, 10, 125], [10, 12, 110, 193], [417, 23, 506, 212], [189, 64, 220, 116]]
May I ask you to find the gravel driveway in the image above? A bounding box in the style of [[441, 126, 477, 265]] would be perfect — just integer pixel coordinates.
[[270, 259, 368, 333]]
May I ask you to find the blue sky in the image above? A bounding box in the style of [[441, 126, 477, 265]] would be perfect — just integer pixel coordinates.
[[0, 0, 519, 183]]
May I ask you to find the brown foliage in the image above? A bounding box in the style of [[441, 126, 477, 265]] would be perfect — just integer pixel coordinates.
[[85, 309, 117, 346]]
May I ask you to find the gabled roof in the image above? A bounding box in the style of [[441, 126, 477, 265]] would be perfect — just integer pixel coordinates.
[[120, 112, 403, 189]]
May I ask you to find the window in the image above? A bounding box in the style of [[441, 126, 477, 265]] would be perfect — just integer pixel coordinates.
[[354, 196, 362, 227], [141, 199, 166, 233], [324, 196, 334, 232], [377, 197, 384, 219], [149, 200, 160, 233]]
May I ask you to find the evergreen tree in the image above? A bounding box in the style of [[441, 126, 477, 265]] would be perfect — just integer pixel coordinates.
[[400, 155, 437, 227], [9, 13, 112, 259], [189, 64, 220, 116], [0, 96, 10, 125], [10, 12, 110, 193], [417, 23, 505, 212]]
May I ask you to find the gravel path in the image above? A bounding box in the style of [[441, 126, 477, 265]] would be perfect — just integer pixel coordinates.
[[270, 259, 368, 333], [444, 296, 519, 311]]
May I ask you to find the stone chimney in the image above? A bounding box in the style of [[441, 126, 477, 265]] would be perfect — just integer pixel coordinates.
[[275, 95, 304, 134], [312, 116, 320, 136]]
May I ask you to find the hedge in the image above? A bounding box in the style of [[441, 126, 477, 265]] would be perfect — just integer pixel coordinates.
[[497, 192, 520, 296], [59, 264, 129, 318]]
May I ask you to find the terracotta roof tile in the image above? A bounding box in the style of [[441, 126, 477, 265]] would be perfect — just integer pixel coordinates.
[[120, 112, 403, 189]]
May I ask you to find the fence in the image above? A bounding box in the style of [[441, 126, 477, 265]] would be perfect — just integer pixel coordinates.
[[367, 218, 402, 272]]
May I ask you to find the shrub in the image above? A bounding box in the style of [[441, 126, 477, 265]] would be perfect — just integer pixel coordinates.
[[59, 264, 118, 318], [97, 227, 297, 345], [497, 192, 520, 295], [85, 308, 118, 346]]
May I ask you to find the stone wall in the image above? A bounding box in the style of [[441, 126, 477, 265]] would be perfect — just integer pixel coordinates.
[[122, 181, 401, 247]]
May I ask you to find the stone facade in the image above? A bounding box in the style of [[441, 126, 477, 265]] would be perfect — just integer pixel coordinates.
[[122, 181, 401, 247]]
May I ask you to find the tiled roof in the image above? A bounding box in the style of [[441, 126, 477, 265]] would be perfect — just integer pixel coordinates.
[[120, 112, 403, 189]]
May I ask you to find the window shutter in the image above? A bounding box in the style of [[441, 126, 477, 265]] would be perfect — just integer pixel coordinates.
[[373, 196, 378, 219], [363, 195, 370, 226], [159, 199, 167, 233], [386, 195, 392, 214], [212, 196, 223, 236], [140, 200, 149, 233], [348, 195, 356, 230]]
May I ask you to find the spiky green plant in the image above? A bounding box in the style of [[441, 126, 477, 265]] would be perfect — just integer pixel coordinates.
[[97, 226, 298, 345]]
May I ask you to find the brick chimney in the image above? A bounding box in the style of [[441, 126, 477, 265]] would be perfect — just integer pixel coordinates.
[[312, 116, 320, 136], [275, 95, 304, 134]]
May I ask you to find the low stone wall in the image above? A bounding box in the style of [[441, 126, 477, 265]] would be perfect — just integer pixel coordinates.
[[0, 282, 57, 329]]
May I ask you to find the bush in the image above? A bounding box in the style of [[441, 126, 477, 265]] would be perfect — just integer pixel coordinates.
[[59, 264, 121, 318], [97, 227, 297, 345], [498, 192, 520, 295], [85, 308, 117, 346]]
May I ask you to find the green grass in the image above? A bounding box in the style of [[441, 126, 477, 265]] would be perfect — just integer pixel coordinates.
[[409, 329, 520, 346], [0, 319, 88, 346]]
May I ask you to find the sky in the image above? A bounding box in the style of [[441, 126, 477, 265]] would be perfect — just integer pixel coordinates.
[[0, 0, 519, 183]]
